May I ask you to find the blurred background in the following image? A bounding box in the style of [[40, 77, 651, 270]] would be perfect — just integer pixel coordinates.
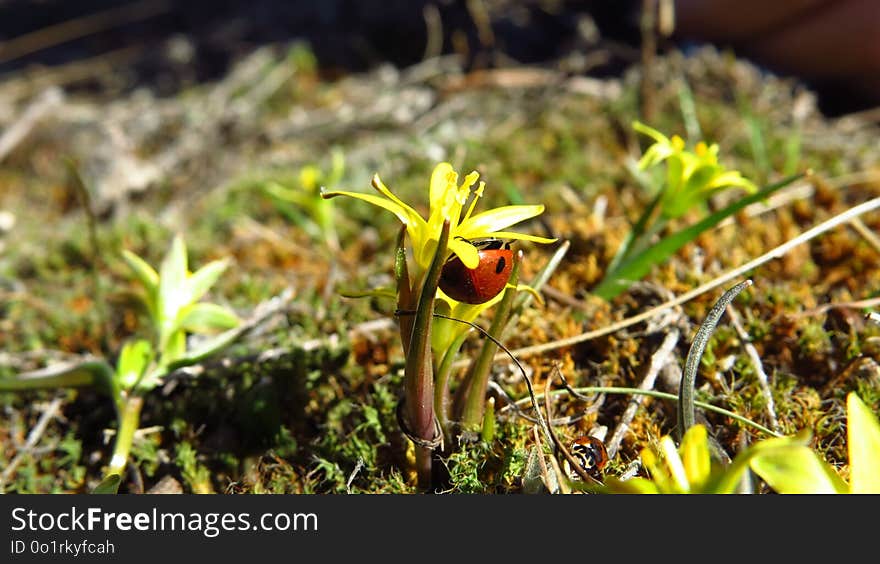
[[1, 0, 874, 115]]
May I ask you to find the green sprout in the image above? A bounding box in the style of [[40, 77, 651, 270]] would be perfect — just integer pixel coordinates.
[[594, 121, 803, 300], [0, 234, 242, 492]]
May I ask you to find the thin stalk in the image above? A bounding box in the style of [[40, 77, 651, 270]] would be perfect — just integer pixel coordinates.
[[403, 220, 450, 490], [433, 330, 470, 443], [105, 394, 144, 478], [458, 252, 522, 428], [506, 386, 781, 438], [604, 190, 663, 277]]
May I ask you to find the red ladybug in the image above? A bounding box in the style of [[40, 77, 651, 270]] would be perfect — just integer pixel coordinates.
[[439, 239, 513, 304]]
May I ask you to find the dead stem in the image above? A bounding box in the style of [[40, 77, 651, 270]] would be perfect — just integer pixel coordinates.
[[726, 304, 781, 435], [606, 327, 680, 459], [847, 216, 880, 255], [0, 396, 64, 490]]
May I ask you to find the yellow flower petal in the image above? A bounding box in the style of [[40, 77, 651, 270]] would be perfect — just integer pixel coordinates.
[[322, 189, 424, 229], [448, 237, 480, 269], [371, 174, 423, 221], [485, 231, 557, 244], [457, 204, 546, 239], [429, 163, 457, 210]]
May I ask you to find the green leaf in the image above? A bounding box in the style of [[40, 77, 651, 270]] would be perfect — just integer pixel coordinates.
[[115, 339, 153, 391], [749, 445, 846, 494], [715, 430, 816, 493], [162, 330, 187, 368], [177, 303, 240, 334], [165, 325, 246, 371], [0, 360, 116, 398], [121, 249, 159, 290], [593, 172, 805, 300], [157, 234, 189, 326], [847, 392, 880, 493], [187, 259, 230, 305], [603, 476, 660, 494], [121, 249, 159, 317], [91, 474, 121, 494]]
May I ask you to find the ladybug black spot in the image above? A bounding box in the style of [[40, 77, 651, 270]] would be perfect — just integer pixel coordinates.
[[495, 256, 506, 274]]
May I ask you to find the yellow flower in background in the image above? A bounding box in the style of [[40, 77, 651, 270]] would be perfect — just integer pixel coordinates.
[[322, 162, 555, 280], [633, 121, 757, 219]]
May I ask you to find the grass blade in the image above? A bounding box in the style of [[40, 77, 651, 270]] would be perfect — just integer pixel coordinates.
[[593, 172, 805, 300], [677, 279, 752, 441]]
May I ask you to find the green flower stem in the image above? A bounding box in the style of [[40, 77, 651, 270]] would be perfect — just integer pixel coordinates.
[[459, 252, 522, 429], [403, 219, 450, 490], [106, 393, 144, 478], [604, 190, 664, 276], [433, 331, 470, 441], [395, 225, 414, 358]]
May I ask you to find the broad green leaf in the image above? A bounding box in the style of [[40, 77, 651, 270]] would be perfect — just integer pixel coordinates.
[[749, 445, 846, 494], [603, 476, 660, 494], [847, 392, 880, 494], [162, 330, 187, 368], [115, 339, 153, 390], [177, 303, 240, 334], [92, 474, 121, 494], [121, 249, 159, 317], [121, 249, 159, 290], [157, 234, 189, 326], [715, 430, 814, 493], [165, 325, 247, 371], [187, 259, 230, 305]]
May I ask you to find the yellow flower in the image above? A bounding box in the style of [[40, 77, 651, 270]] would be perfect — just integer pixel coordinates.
[[633, 121, 757, 219], [322, 162, 556, 278]]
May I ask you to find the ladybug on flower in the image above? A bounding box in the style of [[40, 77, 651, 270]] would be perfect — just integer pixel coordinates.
[[322, 162, 556, 489]]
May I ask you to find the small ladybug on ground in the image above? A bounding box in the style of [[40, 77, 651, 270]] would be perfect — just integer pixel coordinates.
[[565, 435, 609, 479], [439, 238, 513, 304]]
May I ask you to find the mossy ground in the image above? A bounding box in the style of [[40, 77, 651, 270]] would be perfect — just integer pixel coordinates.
[[2, 30, 880, 493]]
